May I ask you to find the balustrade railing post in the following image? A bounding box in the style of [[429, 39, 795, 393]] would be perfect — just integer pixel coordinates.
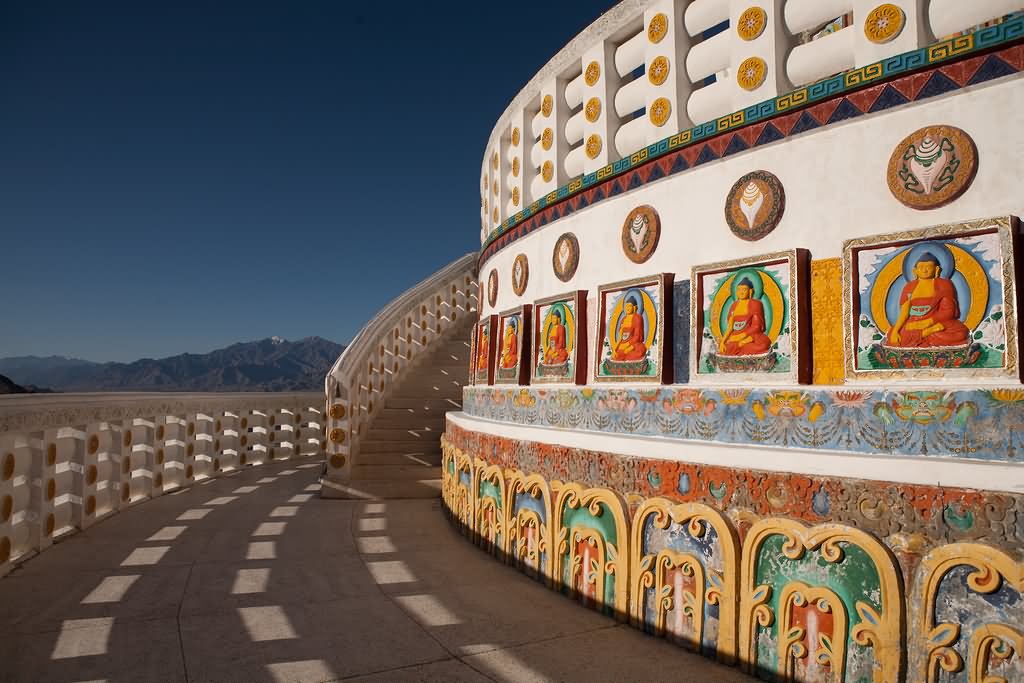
[[729, 0, 789, 110], [580, 41, 623, 174]]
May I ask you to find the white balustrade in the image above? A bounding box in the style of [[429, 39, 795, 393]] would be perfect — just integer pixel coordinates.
[[784, 0, 853, 34], [480, 0, 1009, 242], [0, 392, 323, 576], [786, 20, 856, 87], [685, 0, 729, 35], [324, 252, 477, 487], [928, 0, 1022, 41]]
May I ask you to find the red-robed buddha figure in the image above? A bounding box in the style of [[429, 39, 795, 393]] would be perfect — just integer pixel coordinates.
[[887, 253, 970, 348], [543, 310, 569, 365], [719, 278, 772, 356], [500, 319, 519, 369], [611, 297, 647, 361], [476, 329, 489, 370]]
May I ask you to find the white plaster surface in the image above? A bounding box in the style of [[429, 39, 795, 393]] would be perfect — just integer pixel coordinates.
[[448, 412, 1024, 494], [480, 76, 1024, 319]]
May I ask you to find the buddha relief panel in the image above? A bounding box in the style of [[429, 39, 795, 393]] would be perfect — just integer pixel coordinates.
[[843, 216, 1020, 381]]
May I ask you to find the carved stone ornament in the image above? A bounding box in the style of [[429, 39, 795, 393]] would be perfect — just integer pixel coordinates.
[[725, 170, 785, 241]]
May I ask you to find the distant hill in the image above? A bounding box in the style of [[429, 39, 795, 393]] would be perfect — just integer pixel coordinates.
[[0, 373, 30, 394], [0, 337, 344, 392]]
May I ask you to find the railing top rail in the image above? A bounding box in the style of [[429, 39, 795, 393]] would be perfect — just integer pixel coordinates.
[[326, 252, 477, 391], [483, 0, 654, 163], [0, 391, 324, 433]]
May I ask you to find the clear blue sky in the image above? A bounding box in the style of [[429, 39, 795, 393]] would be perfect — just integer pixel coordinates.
[[1, 1, 614, 361]]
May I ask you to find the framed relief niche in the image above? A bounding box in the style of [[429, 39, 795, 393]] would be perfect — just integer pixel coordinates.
[[594, 274, 673, 383], [843, 215, 1021, 381], [532, 291, 587, 385], [691, 249, 811, 384], [473, 315, 498, 386], [495, 305, 532, 385]]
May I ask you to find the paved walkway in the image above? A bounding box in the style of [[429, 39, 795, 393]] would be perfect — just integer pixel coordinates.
[[0, 459, 752, 683]]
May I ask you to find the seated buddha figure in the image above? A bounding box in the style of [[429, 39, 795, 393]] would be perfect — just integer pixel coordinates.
[[543, 310, 569, 365], [719, 278, 772, 356], [611, 297, 647, 361], [500, 319, 519, 369], [476, 330, 489, 370], [887, 253, 970, 348]]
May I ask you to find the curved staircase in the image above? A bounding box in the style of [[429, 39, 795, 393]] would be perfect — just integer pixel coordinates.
[[322, 253, 477, 498], [344, 317, 474, 497]]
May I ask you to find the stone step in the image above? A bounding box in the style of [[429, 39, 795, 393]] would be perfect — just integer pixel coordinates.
[[369, 417, 446, 430], [360, 439, 442, 454], [365, 427, 442, 441], [385, 397, 462, 410], [356, 452, 442, 467], [350, 464, 442, 481]]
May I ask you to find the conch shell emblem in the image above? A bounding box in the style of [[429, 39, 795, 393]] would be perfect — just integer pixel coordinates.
[[557, 239, 571, 271], [907, 135, 950, 195], [514, 260, 523, 286], [629, 214, 649, 253], [738, 181, 765, 228]]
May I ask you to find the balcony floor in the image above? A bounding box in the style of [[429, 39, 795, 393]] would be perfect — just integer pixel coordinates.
[[0, 459, 752, 682]]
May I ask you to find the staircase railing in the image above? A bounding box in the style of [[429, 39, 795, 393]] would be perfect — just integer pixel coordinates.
[[323, 252, 478, 486]]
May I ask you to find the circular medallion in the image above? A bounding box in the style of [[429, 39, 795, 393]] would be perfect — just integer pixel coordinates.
[[649, 97, 672, 127], [648, 13, 668, 43], [736, 57, 767, 91], [864, 4, 905, 44], [541, 94, 553, 117], [541, 160, 554, 183], [492, 207, 499, 223], [887, 125, 977, 209], [737, 7, 767, 40], [492, 180, 498, 196], [511, 127, 520, 146], [487, 269, 498, 307], [552, 232, 580, 282], [585, 134, 602, 159], [512, 157, 520, 177], [512, 186, 520, 206], [725, 170, 786, 241], [621, 205, 660, 264], [491, 151, 498, 169], [512, 254, 529, 296], [584, 61, 601, 86], [482, 175, 487, 191], [541, 127, 553, 151], [648, 56, 670, 86], [585, 97, 602, 123]]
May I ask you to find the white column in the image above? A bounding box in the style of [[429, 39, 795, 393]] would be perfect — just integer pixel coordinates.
[[579, 41, 622, 173], [854, 0, 928, 67], [730, 0, 789, 111]]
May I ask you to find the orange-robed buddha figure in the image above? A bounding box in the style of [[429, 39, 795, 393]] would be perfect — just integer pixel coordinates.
[[500, 319, 519, 369], [887, 253, 970, 348], [611, 297, 647, 361], [476, 331, 489, 370], [544, 310, 569, 365], [719, 278, 772, 356]]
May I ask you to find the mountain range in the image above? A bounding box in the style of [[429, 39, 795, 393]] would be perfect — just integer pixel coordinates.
[[0, 337, 344, 393]]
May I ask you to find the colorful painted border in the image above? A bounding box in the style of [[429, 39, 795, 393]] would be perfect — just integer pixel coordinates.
[[480, 19, 1024, 266], [442, 424, 1024, 683], [462, 384, 1024, 464]]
